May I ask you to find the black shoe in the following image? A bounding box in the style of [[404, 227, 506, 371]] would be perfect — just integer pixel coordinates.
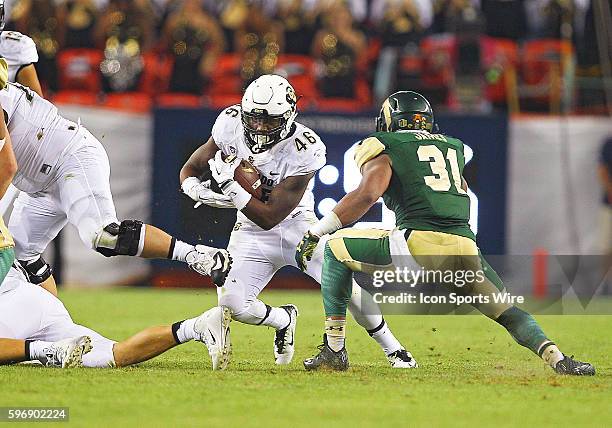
[[210, 251, 232, 287], [554, 355, 595, 376], [303, 334, 349, 371]]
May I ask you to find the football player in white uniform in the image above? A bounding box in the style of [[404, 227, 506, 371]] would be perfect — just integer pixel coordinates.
[[0, 265, 228, 369], [180, 74, 416, 370], [0, 69, 232, 296]]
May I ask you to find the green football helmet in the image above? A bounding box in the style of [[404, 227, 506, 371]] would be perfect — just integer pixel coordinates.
[[375, 91, 434, 132]]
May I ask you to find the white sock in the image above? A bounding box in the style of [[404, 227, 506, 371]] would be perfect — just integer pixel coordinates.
[[27, 340, 54, 361], [173, 318, 197, 343], [539, 341, 564, 367], [172, 240, 195, 262], [325, 318, 346, 352], [259, 306, 290, 330], [369, 321, 402, 355]]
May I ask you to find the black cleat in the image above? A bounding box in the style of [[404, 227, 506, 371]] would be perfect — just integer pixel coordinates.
[[303, 334, 349, 371], [554, 355, 595, 376]]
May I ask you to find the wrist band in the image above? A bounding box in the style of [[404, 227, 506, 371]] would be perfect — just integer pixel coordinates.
[[310, 211, 342, 237], [224, 181, 252, 211]]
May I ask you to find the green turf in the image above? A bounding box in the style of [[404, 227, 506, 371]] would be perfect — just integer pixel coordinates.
[[0, 288, 610, 427]]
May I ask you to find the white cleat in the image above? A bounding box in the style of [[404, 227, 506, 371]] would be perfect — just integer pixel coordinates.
[[194, 306, 232, 370], [43, 336, 93, 368], [274, 304, 298, 365], [387, 348, 418, 369], [186, 246, 232, 286]]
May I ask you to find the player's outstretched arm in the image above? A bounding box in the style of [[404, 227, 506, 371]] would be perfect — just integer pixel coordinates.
[[330, 155, 392, 228], [295, 155, 391, 271]]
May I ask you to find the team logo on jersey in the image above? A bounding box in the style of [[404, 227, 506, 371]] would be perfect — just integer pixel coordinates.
[[229, 146, 236, 154]]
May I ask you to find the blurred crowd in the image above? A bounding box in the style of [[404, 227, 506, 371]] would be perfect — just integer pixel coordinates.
[[2, 0, 607, 112]]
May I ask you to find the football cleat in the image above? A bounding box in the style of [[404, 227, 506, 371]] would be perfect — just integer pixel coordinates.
[[387, 348, 418, 369], [42, 336, 92, 368], [274, 304, 298, 365], [186, 245, 232, 286], [303, 334, 349, 371], [194, 306, 232, 370], [554, 355, 595, 376]]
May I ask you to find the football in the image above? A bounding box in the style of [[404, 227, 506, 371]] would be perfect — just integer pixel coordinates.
[[233, 157, 263, 200]]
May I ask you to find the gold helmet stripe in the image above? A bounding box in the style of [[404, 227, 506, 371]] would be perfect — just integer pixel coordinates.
[[382, 98, 392, 130]]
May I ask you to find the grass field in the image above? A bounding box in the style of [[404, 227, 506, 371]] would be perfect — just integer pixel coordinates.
[[1, 288, 610, 427]]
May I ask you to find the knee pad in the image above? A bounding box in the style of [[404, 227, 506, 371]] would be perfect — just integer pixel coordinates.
[[18, 256, 53, 285], [94, 220, 144, 257]]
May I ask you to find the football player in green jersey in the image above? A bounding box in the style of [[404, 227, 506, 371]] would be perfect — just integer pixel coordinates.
[[295, 91, 595, 375]]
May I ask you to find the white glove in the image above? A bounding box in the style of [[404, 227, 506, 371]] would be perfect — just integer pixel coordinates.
[[207, 151, 252, 210], [208, 151, 241, 189], [181, 177, 235, 209]]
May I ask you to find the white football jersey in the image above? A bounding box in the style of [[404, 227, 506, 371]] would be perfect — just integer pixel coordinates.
[[212, 105, 326, 229], [0, 31, 38, 82], [0, 82, 79, 193]]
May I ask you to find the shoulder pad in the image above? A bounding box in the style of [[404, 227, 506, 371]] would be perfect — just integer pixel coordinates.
[[285, 123, 326, 175], [0, 32, 38, 66], [211, 104, 242, 146], [354, 136, 385, 169]]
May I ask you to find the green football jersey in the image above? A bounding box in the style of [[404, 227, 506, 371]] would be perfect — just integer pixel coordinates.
[[354, 130, 475, 241]]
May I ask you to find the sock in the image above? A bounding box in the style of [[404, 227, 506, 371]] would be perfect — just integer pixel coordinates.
[[27, 340, 54, 361], [495, 306, 549, 354], [538, 341, 564, 368], [325, 318, 346, 352], [368, 320, 402, 355], [171, 240, 195, 262], [172, 317, 197, 344], [257, 305, 290, 330]]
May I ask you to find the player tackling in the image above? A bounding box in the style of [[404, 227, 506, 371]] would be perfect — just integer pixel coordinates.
[[296, 91, 595, 376], [180, 74, 416, 370]]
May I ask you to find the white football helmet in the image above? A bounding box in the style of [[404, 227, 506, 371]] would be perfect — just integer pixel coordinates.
[[241, 74, 298, 153]]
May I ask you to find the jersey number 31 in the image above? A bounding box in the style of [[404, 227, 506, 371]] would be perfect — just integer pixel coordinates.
[[417, 145, 466, 194]]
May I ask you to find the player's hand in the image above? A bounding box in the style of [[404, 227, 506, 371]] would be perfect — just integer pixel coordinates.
[[295, 231, 320, 271], [208, 151, 240, 192], [181, 177, 235, 209]]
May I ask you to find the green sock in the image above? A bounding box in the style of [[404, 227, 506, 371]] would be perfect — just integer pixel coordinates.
[[495, 306, 549, 354], [321, 244, 353, 318]]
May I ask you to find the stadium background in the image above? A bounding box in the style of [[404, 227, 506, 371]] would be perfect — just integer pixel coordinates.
[[1, 0, 610, 295]]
